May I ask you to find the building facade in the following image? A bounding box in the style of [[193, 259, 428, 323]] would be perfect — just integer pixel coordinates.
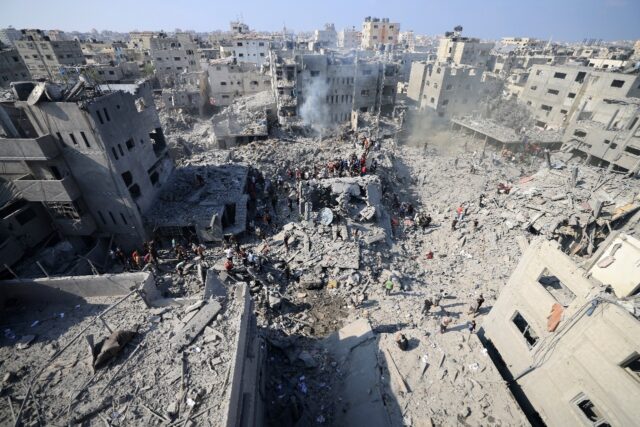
[[149, 34, 200, 87], [519, 64, 640, 129], [0, 80, 173, 251], [481, 235, 640, 427], [207, 59, 271, 107], [361, 17, 400, 50], [338, 27, 362, 50], [219, 37, 270, 66]]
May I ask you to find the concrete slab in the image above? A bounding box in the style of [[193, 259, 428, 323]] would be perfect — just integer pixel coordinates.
[[171, 300, 222, 351]]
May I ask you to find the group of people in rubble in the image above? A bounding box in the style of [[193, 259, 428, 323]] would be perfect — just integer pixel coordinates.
[[110, 240, 160, 272]]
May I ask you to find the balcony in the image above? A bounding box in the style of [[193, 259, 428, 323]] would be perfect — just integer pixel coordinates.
[[0, 135, 61, 161], [13, 175, 81, 202]]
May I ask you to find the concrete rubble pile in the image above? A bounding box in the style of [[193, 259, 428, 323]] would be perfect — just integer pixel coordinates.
[[0, 273, 257, 426]]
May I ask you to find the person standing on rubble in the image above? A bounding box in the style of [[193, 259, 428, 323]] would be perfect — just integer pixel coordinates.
[[225, 246, 234, 261], [467, 320, 477, 334], [433, 290, 444, 307], [422, 297, 433, 317], [440, 315, 452, 334], [384, 278, 394, 296], [469, 294, 485, 317]]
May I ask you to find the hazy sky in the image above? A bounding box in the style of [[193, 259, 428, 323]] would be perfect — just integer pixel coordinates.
[[2, 0, 639, 41]]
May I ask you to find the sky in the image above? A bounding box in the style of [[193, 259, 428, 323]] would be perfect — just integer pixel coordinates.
[[1, 0, 639, 42]]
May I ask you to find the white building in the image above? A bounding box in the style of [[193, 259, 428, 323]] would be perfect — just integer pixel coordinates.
[[220, 36, 270, 66]]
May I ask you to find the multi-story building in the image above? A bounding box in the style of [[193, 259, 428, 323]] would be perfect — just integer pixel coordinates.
[[0, 27, 22, 48], [337, 27, 361, 50], [149, 33, 200, 86], [219, 36, 270, 66], [436, 30, 494, 69], [519, 64, 640, 129], [0, 79, 173, 251], [481, 234, 640, 427], [207, 59, 271, 107], [409, 61, 496, 117], [313, 24, 338, 48], [361, 17, 400, 50], [408, 31, 497, 117], [0, 48, 31, 88], [269, 51, 399, 126], [500, 37, 543, 48], [14, 30, 86, 80]]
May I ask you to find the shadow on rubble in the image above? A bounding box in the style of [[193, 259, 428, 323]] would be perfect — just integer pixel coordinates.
[[0, 285, 109, 348], [262, 324, 405, 427]]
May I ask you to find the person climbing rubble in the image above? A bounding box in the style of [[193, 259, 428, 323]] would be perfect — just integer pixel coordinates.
[[467, 320, 477, 334]]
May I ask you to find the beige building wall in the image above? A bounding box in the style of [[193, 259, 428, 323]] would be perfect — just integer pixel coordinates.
[[361, 18, 399, 50], [482, 237, 640, 427]]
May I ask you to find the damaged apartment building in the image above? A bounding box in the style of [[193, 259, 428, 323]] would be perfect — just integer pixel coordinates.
[[481, 232, 640, 427], [149, 33, 200, 87], [0, 78, 173, 273], [518, 64, 640, 173], [14, 29, 86, 80], [206, 57, 272, 108], [269, 50, 399, 127], [407, 27, 498, 117], [0, 45, 30, 88]]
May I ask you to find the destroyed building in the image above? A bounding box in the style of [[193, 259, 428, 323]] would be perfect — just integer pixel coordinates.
[[144, 162, 249, 242], [481, 233, 640, 427], [564, 96, 640, 174], [269, 51, 399, 127], [14, 29, 86, 80], [206, 58, 271, 108], [211, 91, 275, 148], [0, 79, 173, 258], [149, 33, 200, 87], [313, 24, 338, 49], [161, 70, 207, 112], [0, 46, 30, 88]]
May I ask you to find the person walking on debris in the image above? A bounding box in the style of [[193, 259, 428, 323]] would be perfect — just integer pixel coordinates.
[[384, 278, 394, 296], [456, 205, 465, 221], [469, 294, 485, 317], [440, 316, 452, 334], [473, 219, 479, 232], [422, 297, 433, 317], [467, 320, 477, 334], [283, 233, 290, 252], [224, 258, 234, 272], [224, 246, 234, 260]]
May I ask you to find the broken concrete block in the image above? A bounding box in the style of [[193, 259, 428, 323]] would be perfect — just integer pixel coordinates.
[[171, 300, 222, 351]]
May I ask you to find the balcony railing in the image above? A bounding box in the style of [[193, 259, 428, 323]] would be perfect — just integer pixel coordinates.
[[13, 175, 81, 202]]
